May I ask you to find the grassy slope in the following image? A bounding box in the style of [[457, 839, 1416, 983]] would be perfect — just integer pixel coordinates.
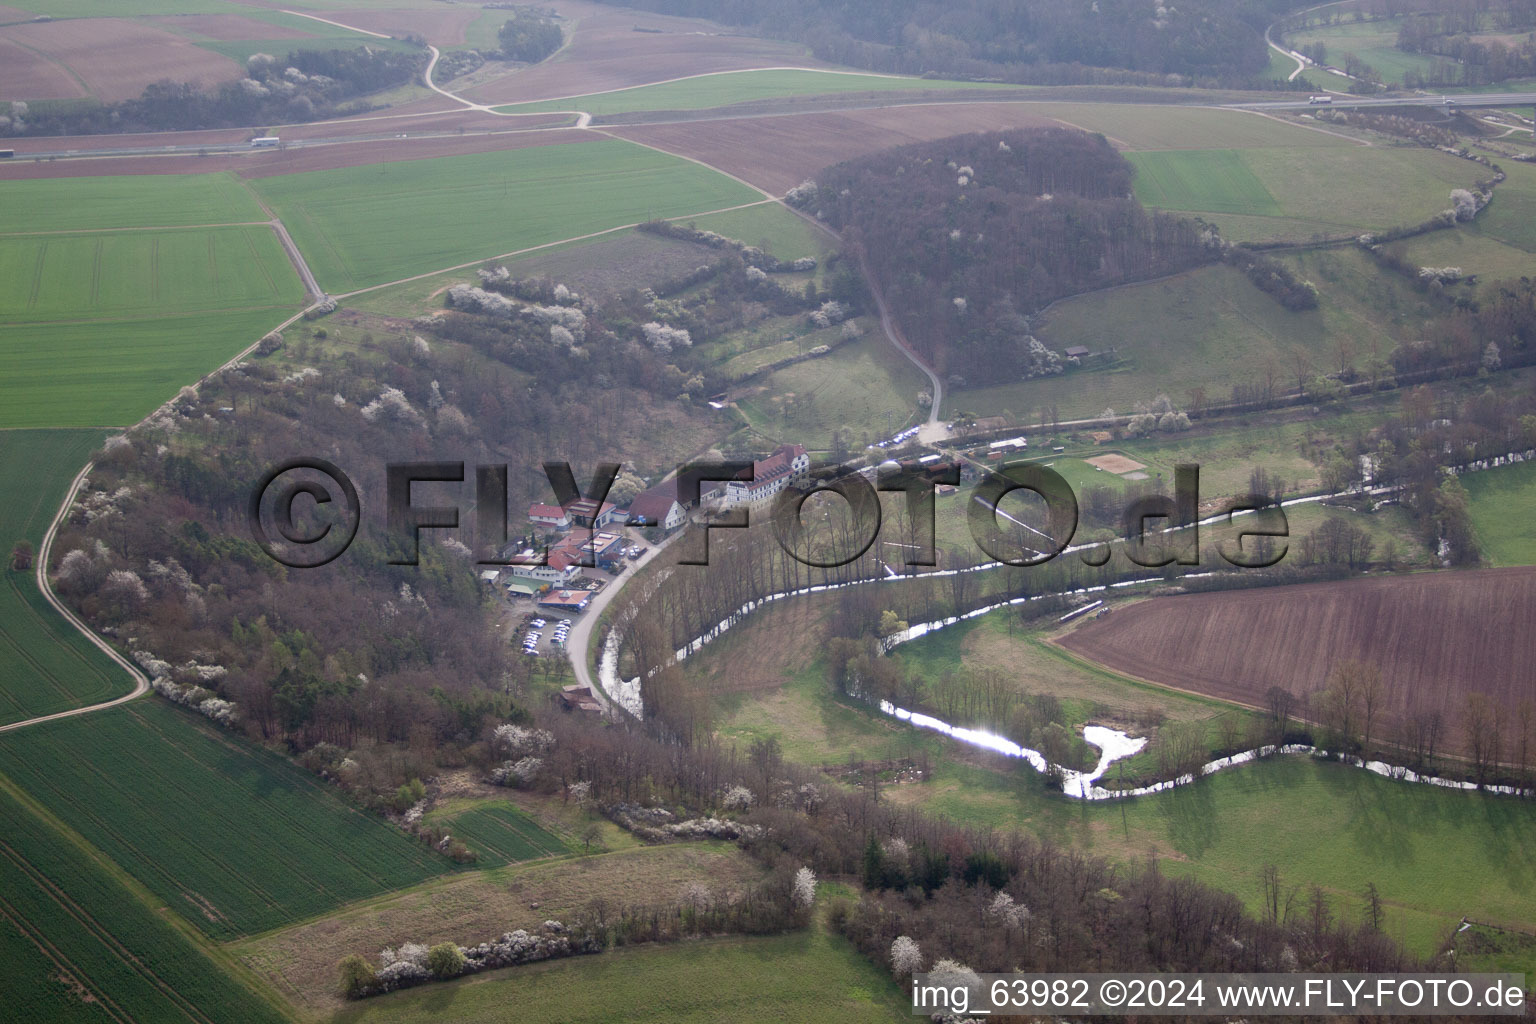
[[0, 429, 132, 726], [252, 139, 763, 292], [1480, 158, 1536, 252], [0, 700, 460, 940], [1464, 458, 1536, 566], [421, 800, 568, 866], [331, 926, 907, 1024], [495, 68, 1014, 115], [0, 782, 289, 1024], [952, 246, 1434, 421]]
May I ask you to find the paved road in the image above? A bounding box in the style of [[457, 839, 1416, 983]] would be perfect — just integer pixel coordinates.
[[564, 531, 681, 712], [1231, 91, 1536, 111]]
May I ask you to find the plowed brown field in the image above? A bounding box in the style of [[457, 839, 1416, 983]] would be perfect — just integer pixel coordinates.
[[1060, 567, 1536, 758], [147, 13, 314, 41], [608, 103, 1063, 194], [0, 19, 241, 101], [461, 0, 817, 105], [316, 7, 483, 46], [0, 36, 85, 101]]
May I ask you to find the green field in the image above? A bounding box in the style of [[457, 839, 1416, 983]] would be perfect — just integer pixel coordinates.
[[0, 307, 296, 428], [1028, 103, 1350, 151], [683, 203, 831, 263], [0, 700, 461, 939], [0, 782, 287, 1024], [0, 172, 303, 429], [252, 139, 764, 292], [332, 927, 907, 1024], [1396, 224, 1536, 290], [1128, 149, 1283, 216], [0, 430, 133, 727], [424, 801, 569, 866], [1128, 145, 1485, 241], [494, 68, 1013, 116], [0, 226, 303, 323], [0, 173, 266, 233], [1464, 459, 1536, 566]]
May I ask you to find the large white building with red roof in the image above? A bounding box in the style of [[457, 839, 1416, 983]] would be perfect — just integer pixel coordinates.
[[715, 444, 810, 508]]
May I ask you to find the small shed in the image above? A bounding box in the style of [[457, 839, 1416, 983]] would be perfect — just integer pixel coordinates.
[[1064, 346, 1090, 359]]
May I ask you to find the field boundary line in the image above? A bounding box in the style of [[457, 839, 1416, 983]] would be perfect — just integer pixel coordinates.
[[492, 65, 948, 111], [0, 462, 148, 736], [0, 222, 272, 237]]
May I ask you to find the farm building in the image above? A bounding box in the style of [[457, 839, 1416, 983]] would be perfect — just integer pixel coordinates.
[[1064, 346, 1090, 359], [546, 531, 626, 571], [539, 590, 592, 612], [627, 481, 687, 531], [557, 685, 603, 713]]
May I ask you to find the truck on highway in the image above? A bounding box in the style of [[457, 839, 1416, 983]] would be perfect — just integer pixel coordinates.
[[250, 136, 280, 148], [1308, 95, 1333, 104]]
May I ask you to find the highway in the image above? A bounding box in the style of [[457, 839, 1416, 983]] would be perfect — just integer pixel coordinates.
[[1230, 91, 1536, 111]]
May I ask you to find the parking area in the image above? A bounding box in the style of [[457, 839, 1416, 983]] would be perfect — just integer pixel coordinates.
[[515, 612, 574, 659]]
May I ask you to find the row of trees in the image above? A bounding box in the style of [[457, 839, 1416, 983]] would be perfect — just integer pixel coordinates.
[[597, 0, 1307, 86], [2, 47, 426, 136]]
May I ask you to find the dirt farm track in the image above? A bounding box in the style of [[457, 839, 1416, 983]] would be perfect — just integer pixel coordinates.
[[1060, 567, 1536, 758]]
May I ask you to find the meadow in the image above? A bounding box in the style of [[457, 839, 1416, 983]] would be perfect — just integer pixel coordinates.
[[1463, 458, 1536, 566], [252, 139, 765, 292], [0, 429, 132, 727], [493, 68, 1012, 116], [0, 700, 461, 939], [1282, 17, 1449, 86], [682, 202, 832, 263], [330, 926, 908, 1024], [0, 782, 288, 1024], [733, 333, 926, 450], [1479, 158, 1536, 253]]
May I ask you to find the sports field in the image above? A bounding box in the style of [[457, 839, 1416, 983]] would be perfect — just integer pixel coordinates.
[[252, 139, 766, 292], [1464, 459, 1536, 566], [0, 700, 461, 940], [0, 430, 132, 727], [494, 68, 1012, 116], [0, 783, 289, 1024], [331, 927, 907, 1024]]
